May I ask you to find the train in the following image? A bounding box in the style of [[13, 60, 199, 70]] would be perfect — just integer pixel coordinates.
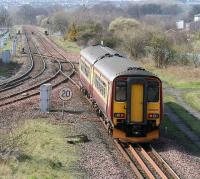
[[79, 45, 163, 143]]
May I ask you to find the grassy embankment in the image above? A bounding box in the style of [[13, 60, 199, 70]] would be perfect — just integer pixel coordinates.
[[143, 63, 200, 89], [161, 94, 200, 154], [0, 27, 23, 78], [0, 61, 21, 77], [51, 36, 80, 54], [164, 94, 200, 138], [142, 61, 200, 113], [161, 115, 199, 154], [184, 91, 200, 112], [0, 38, 20, 77], [0, 119, 85, 178]]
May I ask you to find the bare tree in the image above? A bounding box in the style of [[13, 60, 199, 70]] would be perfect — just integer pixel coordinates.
[[50, 12, 68, 34], [0, 6, 12, 27]]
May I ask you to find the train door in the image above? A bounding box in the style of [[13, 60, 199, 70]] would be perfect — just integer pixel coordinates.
[[131, 84, 144, 123], [127, 78, 147, 124]]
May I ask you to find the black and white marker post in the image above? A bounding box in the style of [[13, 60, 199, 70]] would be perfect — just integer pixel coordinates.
[[59, 87, 73, 120]]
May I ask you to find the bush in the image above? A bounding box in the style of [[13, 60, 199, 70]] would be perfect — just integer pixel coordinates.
[[150, 34, 174, 68], [76, 21, 103, 46], [109, 17, 140, 33], [122, 30, 152, 59], [65, 23, 78, 41]]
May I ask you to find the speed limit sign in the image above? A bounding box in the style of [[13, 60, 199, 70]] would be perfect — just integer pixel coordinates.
[[59, 87, 73, 101]]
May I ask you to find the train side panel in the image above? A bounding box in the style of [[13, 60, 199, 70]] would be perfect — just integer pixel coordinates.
[[79, 56, 92, 94], [92, 68, 109, 115]]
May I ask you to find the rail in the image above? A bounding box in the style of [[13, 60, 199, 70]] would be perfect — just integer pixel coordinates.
[[0, 31, 34, 89]]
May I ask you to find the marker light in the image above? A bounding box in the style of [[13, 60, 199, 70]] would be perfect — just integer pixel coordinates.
[[114, 113, 125, 118], [148, 113, 159, 119]]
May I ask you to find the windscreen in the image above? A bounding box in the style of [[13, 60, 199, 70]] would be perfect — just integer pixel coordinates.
[[147, 81, 159, 102]]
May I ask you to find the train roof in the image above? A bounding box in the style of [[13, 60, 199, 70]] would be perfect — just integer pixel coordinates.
[[81, 45, 156, 81], [80, 45, 124, 64], [94, 54, 156, 81]]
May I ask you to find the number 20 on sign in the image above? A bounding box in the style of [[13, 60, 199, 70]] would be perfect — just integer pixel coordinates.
[[59, 87, 73, 101], [59, 88, 73, 120]]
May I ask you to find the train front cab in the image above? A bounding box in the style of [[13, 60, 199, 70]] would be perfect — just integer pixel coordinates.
[[112, 76, 162, 143]]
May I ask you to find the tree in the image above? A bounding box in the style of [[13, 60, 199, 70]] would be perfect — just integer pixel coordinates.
[[126, 5, 141, 18], [66, 23, 78, 41], [0, 6, 11, 27], [161, 5, 183, 15], [189, 5, 200, 20], [140, 4, 162, 15], [151, 35, 174, 68], [51, 12, 68, 34], [16, 5, 36, 24], [122, 30, 152, 59], [190, 42, 200, 68], [109, 17, 140, 33], [75, 21, 104, 46]]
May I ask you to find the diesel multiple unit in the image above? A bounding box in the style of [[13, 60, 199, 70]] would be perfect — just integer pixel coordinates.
[[79, 45, 163, 143]]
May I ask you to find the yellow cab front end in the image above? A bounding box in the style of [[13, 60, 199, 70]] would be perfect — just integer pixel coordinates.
[[112, 76, 162, 143]]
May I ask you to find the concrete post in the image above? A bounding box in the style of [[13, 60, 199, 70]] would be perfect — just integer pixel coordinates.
[[40, 84, 52, 112], [2, 50, 11, 64]]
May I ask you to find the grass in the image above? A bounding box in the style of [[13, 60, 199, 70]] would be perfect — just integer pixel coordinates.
[[164, 94, 176, 103], [184, 91, 200, 112], [161, 115, 200, 154], [2, 40, 12, 51], [140, 60, 200, 89], [164, 94, 200, 138], [0, 119, 85, 178], [51, 36, 80, 54], [0, 61, 21, 77], [154, 67, 200, 89]]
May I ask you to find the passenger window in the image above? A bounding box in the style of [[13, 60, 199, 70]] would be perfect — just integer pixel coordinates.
[[80, 61, 90, 79], [94, 74, 106, 98], [147, 81, 159, 102], [115, 80, 127, 102]]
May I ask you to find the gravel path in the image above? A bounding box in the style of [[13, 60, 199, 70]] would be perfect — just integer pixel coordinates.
[[164, 86, 200, 120]]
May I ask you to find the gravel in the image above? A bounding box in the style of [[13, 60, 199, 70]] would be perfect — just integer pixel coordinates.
[[0, 81, 136, 179], [2, 79, 199, 178], [153, 137, 200, 179]]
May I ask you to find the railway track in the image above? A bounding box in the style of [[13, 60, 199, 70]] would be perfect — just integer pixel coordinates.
[[0, 26, 181, 178], [0, 32, 47, 92], [114, 141, 180, 179], [35, 27, 181, 179], [0, 32, 34, 90], [0, 26, 77, 108], [29, 33, 46, 79], [75, 66, 179, 179]]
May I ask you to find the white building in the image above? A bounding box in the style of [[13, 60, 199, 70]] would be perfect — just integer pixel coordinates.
[[176, 20, 184, 30], [194, 14, 200, 22]]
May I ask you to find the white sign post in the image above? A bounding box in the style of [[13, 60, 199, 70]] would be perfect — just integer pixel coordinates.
[[59, 87, 73, 120]]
